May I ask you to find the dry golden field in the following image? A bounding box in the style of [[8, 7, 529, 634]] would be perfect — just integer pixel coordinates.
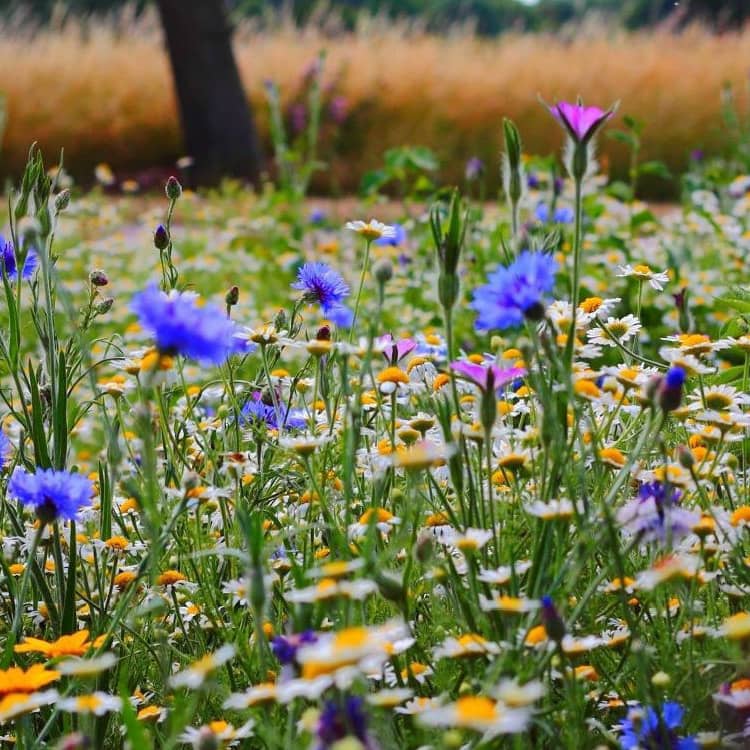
[[0, 14, 748, 190]]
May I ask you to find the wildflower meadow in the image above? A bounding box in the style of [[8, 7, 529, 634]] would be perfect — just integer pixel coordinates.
[[5, 82, 750, 750]]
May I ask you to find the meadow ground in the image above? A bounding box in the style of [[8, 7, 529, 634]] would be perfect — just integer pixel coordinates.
[[2, 124, 750, 748]]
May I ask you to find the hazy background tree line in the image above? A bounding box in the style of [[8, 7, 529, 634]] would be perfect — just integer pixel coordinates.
[[2, 0, 748, 33]]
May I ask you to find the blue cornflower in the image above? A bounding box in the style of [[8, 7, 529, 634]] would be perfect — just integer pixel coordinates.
[[374, 223, 406, 247], [241, 392, 306, 431], [554, 206, 575, 223], [317, 696, 369, 750], [292, 262, 353, 327], [659, 366, 686, 413], [1, 237, 37, 281], [619, 702, 697, 750], [535, 203, 574, 225], [8, 467, 93, 523], [471, 251, 558, 331], [270, 630, 317, 665], [131, 284, 241, 365], [309, 207, 327, 224], [0, 431, 10, 467]]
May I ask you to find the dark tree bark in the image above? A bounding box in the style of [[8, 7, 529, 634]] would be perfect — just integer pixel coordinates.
[[156, 0, 262, 185]]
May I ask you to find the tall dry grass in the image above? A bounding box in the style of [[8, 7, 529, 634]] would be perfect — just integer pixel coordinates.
[[0, 14, 748, 192]]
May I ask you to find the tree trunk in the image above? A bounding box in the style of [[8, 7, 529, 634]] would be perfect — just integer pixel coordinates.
[[156, 0, 262, 185]]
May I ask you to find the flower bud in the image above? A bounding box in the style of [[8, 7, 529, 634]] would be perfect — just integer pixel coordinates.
[[502, 118, 524, 205], [541, 595, 566, 644], [89, 269, 108, 287], [54, 189, 71, 212], [225, 285, 239, 308], [95, 297, 114, 315], [273, 309, 288, 332], [676, 445, 694, 470], [658, 367, 686, 413], [154, 224, 169, 251], [165, 176, 182, 201], [373, 259, 393, 285]]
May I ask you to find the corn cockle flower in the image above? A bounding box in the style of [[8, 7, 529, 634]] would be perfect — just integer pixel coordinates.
[[549, 100, 615, 144], [470, 251, 558, 331], [131, 284, 242, 365], [8, 467, 93, 523], [451, 360, 526, 392], [379, 334, 417, 363]]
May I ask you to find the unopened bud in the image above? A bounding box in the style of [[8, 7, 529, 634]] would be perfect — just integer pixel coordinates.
[[154, 224, 169, 250], [541, 595, 566, 644], [95, 297, 114, 315], [373, 259, 393, 285], [54, 189, 71, 212], [225, 285, 239, 308], [652, 671, 671, 687], [89, 269, 108, 287], [658, 367, 686, 413], [273, 309, 288, 332], [676, 445, 694, 470], [165, 176, 182, 201]]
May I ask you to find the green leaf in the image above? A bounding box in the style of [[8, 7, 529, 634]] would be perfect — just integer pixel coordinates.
[[28, 363, 51, 469], [638, 160, 672, 180], [715, 296, 750, 314]]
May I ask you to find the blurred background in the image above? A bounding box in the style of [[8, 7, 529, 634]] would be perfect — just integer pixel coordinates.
[[0, 0, 747, 199]]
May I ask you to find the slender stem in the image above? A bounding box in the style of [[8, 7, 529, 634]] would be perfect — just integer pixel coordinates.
[[350, 239, 372, 338], [3, 524, 44, 667]]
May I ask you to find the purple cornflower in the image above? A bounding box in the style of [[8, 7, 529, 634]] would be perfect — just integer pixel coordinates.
[[289, 103, 307, 135], [8, 467, 93, 523], [131, 284, 241, 365], [241, 392, 306, 431], [292, 262, 353, 327], [471, 251, 558, 331], [329, 96, 349, 124], [465, 156, 485, 182], [317, 696, 370, 750], [1, 237, 37, 281], [619, 701, 697, 750], [549, 100, 614, 143], [451, 360, 526, 392], [271, 630, 317, 665], [617, 481, 698, 545]]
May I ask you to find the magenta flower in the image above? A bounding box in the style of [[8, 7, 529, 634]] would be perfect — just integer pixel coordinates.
[[549, 101, 614, 143], [451, 360, 526, 392], [378, 334, 417, 363]]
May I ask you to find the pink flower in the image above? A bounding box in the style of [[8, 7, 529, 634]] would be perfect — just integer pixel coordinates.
[[450, 360, 526, 392], [549, 101, 614, 143], [379, 334, 417, 363]]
